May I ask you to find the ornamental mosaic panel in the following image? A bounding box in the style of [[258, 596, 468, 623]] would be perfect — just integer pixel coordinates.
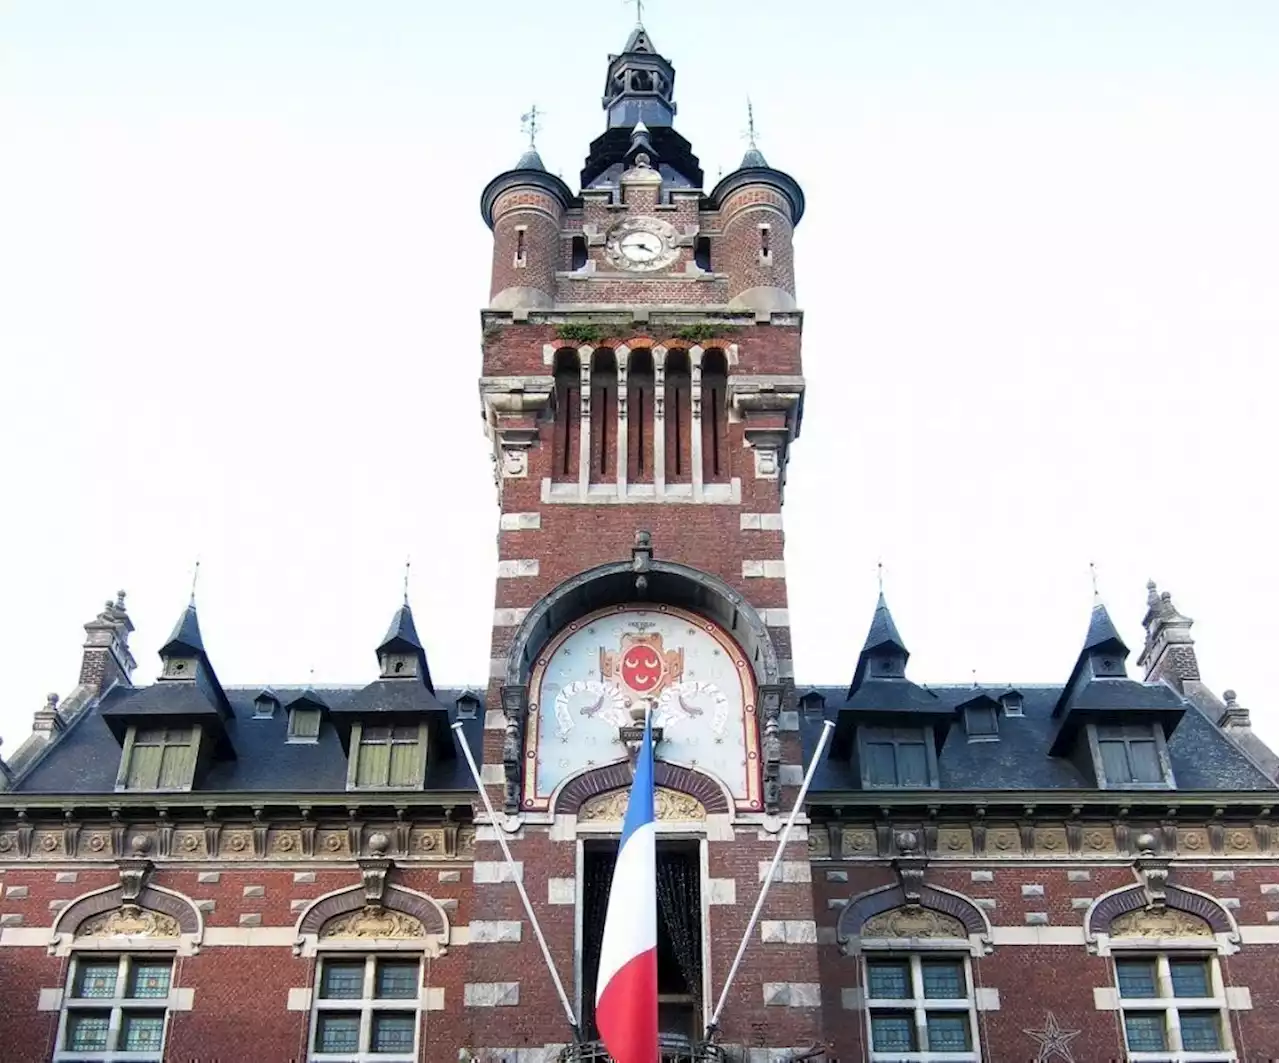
[[523, 606, 760, 811], [1109, 908, 1212, 939]]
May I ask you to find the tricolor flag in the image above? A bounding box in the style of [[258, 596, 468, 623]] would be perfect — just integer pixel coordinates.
[[594, 712, 659, 1063]]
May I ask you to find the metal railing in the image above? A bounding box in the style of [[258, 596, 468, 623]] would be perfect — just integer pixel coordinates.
[[556, 1035, 728, 1062]]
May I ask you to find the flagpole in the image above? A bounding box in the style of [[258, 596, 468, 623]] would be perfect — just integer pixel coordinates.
[[451, 721, 580, 1038], [704, 718, 835, 1041]]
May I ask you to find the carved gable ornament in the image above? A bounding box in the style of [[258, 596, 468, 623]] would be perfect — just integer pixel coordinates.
[[1109, 908, 1212, 940], [320, 906, 427, 941], [79, 906, 180, 939], [579, 786, 706, 823], [863, 906, 967, 940]]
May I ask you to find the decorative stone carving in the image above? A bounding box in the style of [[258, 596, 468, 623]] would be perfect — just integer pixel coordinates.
[[758, 683, 783, 814], [500, 684, 527, 814], [79, 906, 180, 939], [320, 906, 426, 941], [1109, 908, 1212, 939], [842, 828, 875, 855], [863, 906, 967, 940], [579, 787, 707, 822], [937, 828, 972, 854], [360, 859, 392, 906]]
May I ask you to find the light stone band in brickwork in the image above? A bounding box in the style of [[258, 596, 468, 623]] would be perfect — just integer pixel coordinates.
[[742, 560, 786, 578], [499, 512, 541, 530], [740, 512, 784, 530], [497, 559, 540, 578], [465, 982, 520, 1007]]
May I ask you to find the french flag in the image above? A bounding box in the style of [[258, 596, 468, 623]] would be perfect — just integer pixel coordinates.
[[595, 712, 658, 1063]]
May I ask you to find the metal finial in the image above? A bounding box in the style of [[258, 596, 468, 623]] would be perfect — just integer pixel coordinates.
[[189, 559, 201, 606], [403, 557, 411, 605], [971, 668, 978, 689], [876, 560, 884, 595], [744, 98, 758, 149], [520, 104, 542, 149], [624, 0, 645, 26], [1089, 561, 1099, 599]]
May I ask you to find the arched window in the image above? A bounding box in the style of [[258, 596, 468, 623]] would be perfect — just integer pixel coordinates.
[[664, 350, 691, 484], [553, 349, 580, 481], [700, 349, 728, 483], [590, 349, 618, 482], [628, 349, 655, 483]]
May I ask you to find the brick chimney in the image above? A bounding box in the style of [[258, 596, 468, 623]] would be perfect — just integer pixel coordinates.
[[78, 590, 136, 695], [1137, 580, 1199, 692]]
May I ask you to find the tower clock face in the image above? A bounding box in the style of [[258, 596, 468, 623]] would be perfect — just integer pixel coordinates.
[[522, 605, 763, 812], [605, 217, 680, 272]]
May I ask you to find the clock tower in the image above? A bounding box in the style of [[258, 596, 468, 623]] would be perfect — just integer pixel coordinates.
[[470, 20, 819, 1057]]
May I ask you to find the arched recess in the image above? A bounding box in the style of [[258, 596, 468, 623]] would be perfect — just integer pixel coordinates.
[[294, 883, 451, 958], [504, 558, 779, 690], [837, 882, 991, 956], [553, 759, 732, 818], [552, 347, 581, 482], [1085, 882, 1239, 955], [51, 882, 203, 956]]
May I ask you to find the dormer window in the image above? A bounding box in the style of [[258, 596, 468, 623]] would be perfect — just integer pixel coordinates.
[[1089, 723, 1174, 789], [253, 692, 279, 719], [859, 726, 938, 789], [1001, 692, 1024, 717], [115, 725, 199, 791], [455, 692, 480, 720], [347, 723, 428, 790], [287, 707, 322, 743], [964, 704, 999, 742], [799, 690, 826, 717]]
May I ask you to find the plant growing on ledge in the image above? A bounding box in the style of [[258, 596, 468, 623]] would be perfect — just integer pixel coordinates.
[[673, 323, 741, 343], [555, 322, 604, 345]]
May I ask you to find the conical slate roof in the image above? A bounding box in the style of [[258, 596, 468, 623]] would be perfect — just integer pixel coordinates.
[[378, 602, 424, 656], [861, 592, 908, 657], [160, 603, 204, 657], [514, 147, 546, 172], [1082, 598, 1128, 655]]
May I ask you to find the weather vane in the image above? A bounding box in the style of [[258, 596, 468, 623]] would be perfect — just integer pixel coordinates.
[[189, 558, 201, 606], [876, 559, 884, 595], [625, 0, 645, 25], [744, 98, 759, 149], [403, 557, 411, 605], [520, 105, 542, 149], [1089, 561, 1099, 597]]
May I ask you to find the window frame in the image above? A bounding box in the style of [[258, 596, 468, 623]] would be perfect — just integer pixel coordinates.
[[862, 952, 981, 1062], [309, 954, 423, 1063], [963, 704, 999, 742], [113, 724, 201, 793], [345, 721, 430, 792], [1088, 722, 1176, 790], [288, 707, 323, 744], [54, 953, 177, 1062], [1111, 952, 1234, 1062], [858, 726, 940, 789], [1000, 693, 1024, 717]]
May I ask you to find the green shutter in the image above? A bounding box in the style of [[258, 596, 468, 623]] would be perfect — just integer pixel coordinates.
[[289, 708, 321, 740], [158, 731, 196, 789], [126, 740, 163, 789], [388, 733, 424, 787], [357, 738, 391, 787]]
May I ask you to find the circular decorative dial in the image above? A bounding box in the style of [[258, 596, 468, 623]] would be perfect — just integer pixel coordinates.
[[524, 606, 761, 811], [605, 217, 679, 272]]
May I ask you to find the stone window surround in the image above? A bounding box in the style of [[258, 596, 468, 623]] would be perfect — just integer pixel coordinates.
[[1109, 952, 1235, 1062], [860, 951, 981, 1063], [308, 954, 424, 1063], [53, 952, 178, 1062], [571, 832, 715, 1031], [1085, 883, 1240, 958]]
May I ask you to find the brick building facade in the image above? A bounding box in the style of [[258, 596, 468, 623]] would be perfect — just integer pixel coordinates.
[[1, 21, 1277, 1063]]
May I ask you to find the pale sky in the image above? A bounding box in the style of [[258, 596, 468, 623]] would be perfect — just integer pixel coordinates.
[[2, 2, 1277, 757]]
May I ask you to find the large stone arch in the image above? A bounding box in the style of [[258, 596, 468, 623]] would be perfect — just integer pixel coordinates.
[[1086, 882, 1239, 954], [837, 882, 991, 955], [552, 759, 733, 818], [504, 556, 779, 689], [51, 881, 203, 955], [294, 882, 451, 957]]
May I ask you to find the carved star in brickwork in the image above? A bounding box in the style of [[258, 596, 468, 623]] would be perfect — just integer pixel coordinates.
[[1023, 1011, 1081, 1063]]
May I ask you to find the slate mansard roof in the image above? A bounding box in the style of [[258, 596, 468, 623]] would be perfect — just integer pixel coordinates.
[[798, 683, 1276, 795], [14, 685, 484, 796]]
